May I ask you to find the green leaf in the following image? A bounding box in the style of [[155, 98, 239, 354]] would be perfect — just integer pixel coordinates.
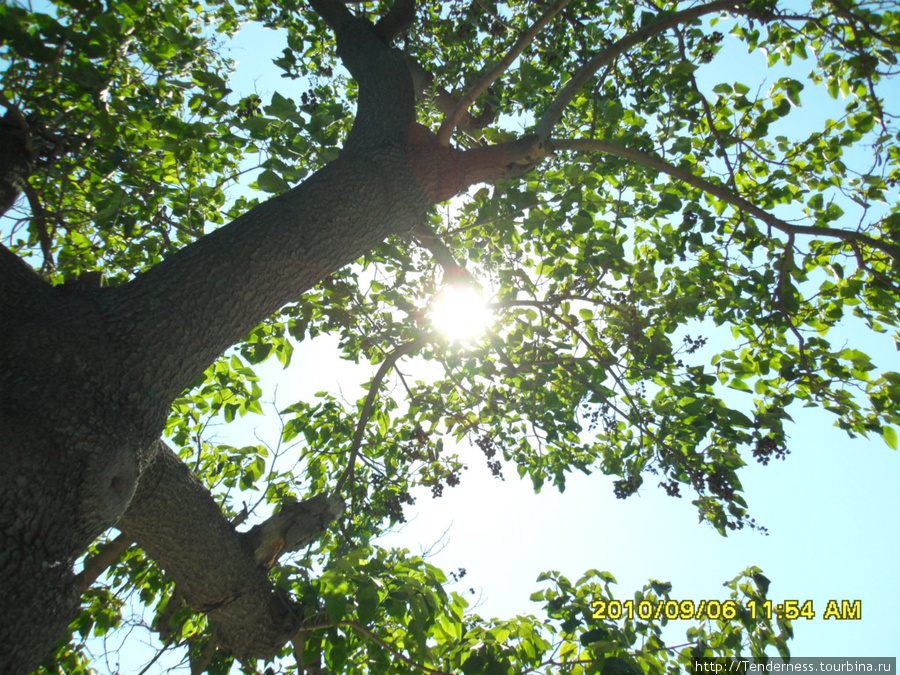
[[255, 169, 291, 193], [356, 581, 380, 624], [323, 587, 348, 624], [658, 192, 682, 213], [267, 91, 301, 121], [883, 426, 898, 450]]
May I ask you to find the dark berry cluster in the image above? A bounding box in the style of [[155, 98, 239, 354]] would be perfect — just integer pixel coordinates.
[[366, 474, 415, 523], [236, 95, 262, 120], [404, 426, 431, 461], [752, 436, 790, 465], [682, 334, 708, 355], [384, 492, 411, 523], [448, 567, 467, 583], [301, 90, 320, 113], [726, 513, 769, 535], [660, 479, 682, 497], [582, 401, 615, 434], [690, 469, 707, 493], [697, 31, 724, 63], [430, 470, 462, 498], [706, 472, 735, 500], [614, 478, 639, 499], [475, 434, 505, 479]]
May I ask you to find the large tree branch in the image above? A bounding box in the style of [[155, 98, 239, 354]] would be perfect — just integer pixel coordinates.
[[338, 19, 417, 149], [374, 0, 416, 42], [117, 441, 296, 659], [404, 57, 497, 135], [551, 138, 900, 264], [309, 0, 417, 148], [1, 12, 438, 669], [0, 239, 52, 298], [108, 152, 432, 429], [436, 0, 571, 146], [105, 13, 425, 421], [408, 134, 552, 203], [307, 0, 354, 32], [243, 493, 345, 568], [117, 441, 343, 660], [535, 0, 743, 138]]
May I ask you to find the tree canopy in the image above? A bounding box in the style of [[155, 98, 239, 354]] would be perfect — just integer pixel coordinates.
[[0, 0, 898, 672]]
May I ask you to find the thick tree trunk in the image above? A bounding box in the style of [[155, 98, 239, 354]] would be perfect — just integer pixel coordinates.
[[0, 137, 434, 672], [0, 6, 532, 670]]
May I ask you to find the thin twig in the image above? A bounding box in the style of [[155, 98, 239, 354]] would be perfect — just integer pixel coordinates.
[[672, 25, 738, 190], [333, 337, 427, 493], [341, 620, 451, 675], [136, 639, 177, 675], [474, 0, 516, 32]]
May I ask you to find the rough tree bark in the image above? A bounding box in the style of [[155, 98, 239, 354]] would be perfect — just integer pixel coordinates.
[[0, 0, 549, 667], [0, 0, 558, 667], [0, 7, 425, 674], [116, 441, 347, 660]]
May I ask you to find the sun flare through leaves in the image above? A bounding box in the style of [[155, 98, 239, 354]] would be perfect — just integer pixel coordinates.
[[429, 284, 493, 342]]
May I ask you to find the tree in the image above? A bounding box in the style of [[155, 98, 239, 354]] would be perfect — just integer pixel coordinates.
[[1, 0, 897, 671]]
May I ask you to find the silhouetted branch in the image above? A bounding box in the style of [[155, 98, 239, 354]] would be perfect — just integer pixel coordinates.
[[74, 533, 132, 593], [436, 0, 571, 145], [412, 222, 462, 274], [190, 629, 218, 675], [333, 337, 427, 494], [374, 0, 416, 42], [22, 183, 55, 273], [536, 0, 742, 138], [404, 57, 497, 134], [552, 137, 900, 263]]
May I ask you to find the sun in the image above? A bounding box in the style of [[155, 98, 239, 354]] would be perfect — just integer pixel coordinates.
[[429, 284, 492, 341]]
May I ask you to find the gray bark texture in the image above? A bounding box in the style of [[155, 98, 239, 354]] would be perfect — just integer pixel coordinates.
[[116, 442, 346, 660], [0, 9, 452, 672]]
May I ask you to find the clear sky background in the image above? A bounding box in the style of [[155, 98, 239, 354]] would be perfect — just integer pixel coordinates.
[[221, 13, 900, 662]]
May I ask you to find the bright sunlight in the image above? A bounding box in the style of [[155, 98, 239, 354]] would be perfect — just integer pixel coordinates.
[[429, 284, 492, 341]]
